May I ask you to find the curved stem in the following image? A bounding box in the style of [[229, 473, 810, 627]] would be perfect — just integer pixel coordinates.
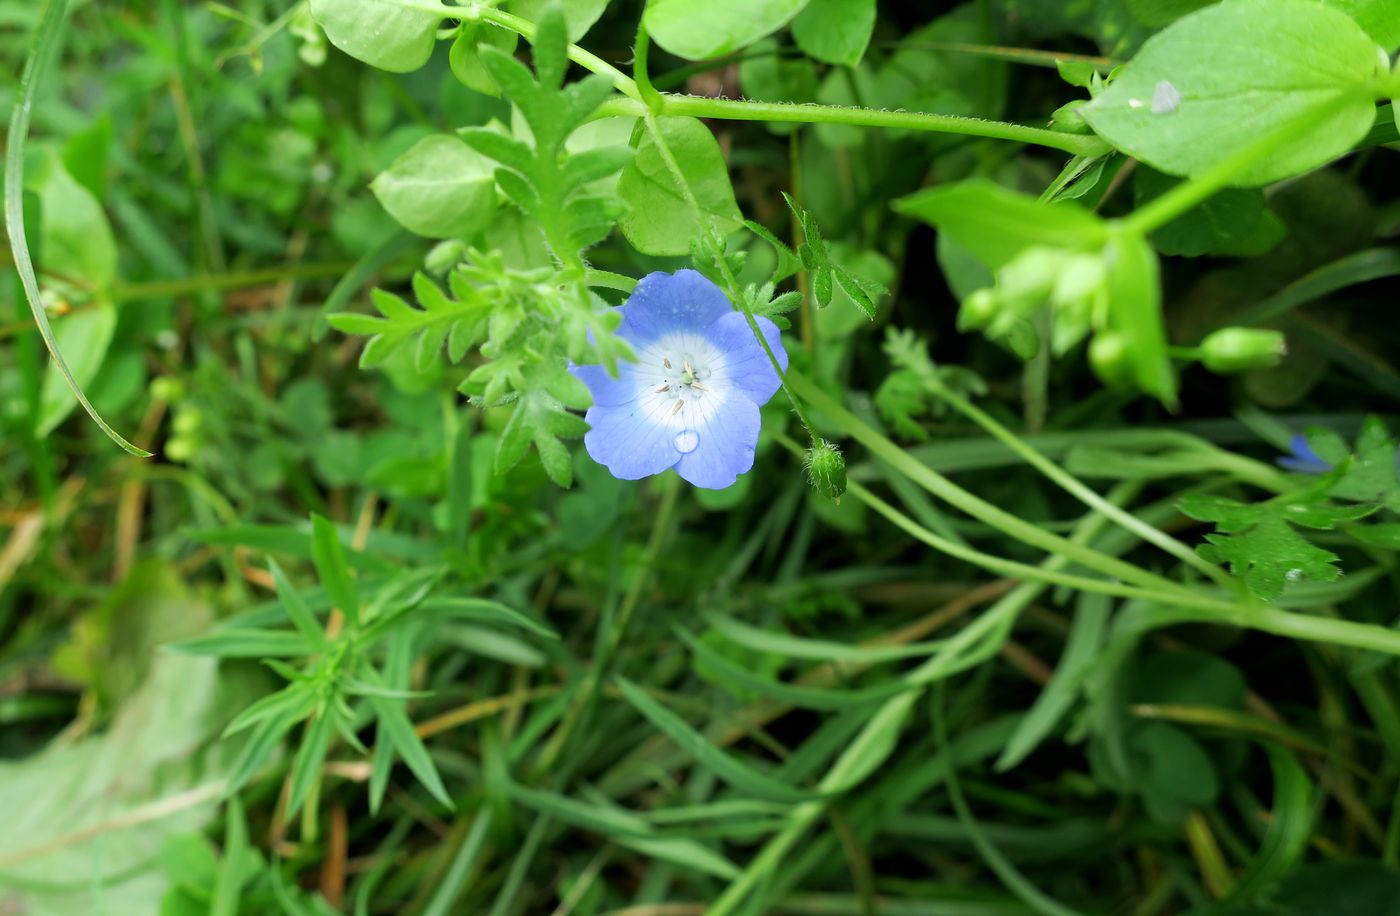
[[594, 95, 1109, 156], [930, 382, 1234, 588], [787, 370, 1199, 598], [474, 6, 640, 99]]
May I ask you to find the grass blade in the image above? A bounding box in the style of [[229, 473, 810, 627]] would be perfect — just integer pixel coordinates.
[[4, 0, 150, 456]]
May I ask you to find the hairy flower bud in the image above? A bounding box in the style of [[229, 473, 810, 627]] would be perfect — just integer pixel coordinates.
[[1089, 330, 1134, 389], [425, 239, 467, 274], [806, 439, 847, 503], [958, 287, 999, 331], [1200, 327, 1286, 374]]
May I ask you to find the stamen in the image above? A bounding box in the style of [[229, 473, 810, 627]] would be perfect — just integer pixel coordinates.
[[671, 399, 685, 415], [691, 381, 708, 391], [663, 357, 672, 369], [656, 384, 670, 393]]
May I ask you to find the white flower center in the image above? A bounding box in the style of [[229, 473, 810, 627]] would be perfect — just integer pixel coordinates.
[[636, 332, 726, 446]]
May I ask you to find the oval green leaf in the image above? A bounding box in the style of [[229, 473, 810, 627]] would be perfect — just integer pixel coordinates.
[[308, 0, 441, 73], [1083, 0, 1384, 185], [644, 0, 809, 60], [371, 134, 497, 239]]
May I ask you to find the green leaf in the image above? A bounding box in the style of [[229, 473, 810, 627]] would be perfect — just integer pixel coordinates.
[[269, 560, 326, 651], [286, 703, 337, 818], [895, 179, 1108, 270], [818, 690, 919, 794], [1323, 0, 1400, 50], [510, 0, 610, 40], [739, 39, 818, 136], [37, 302, 116, 437], [27, 146, 117, 287], [791, 0, 875, 66], [615, 676, 819, 803], [368, 692, 453, 809], [1180, 493, 1346, 601], [1223, 745, 1314, 904], [503, 781, 741, 879], [311, 514, 359, 627], [449, 21, 519, 96], [210, 797, 249, 916], [1325, 418, 1400, 511], [415, 597, 559, 639], [644, 0, 809, 60], [618, 116, 742, 256], [371, 134, 497, 239], [1103, 228, 1176, 406], [680, 628, 912, 709], [170, 628, 311, 658], [1082, 0, 1383, 185], [308, 0, 441, 72]]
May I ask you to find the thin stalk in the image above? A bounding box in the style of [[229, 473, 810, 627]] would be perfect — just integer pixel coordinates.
[[1122, 98, 1339, 236], [929, 382, 1233, 588], [786, 370, 1198, 599], [594, 95, 1110, 156]]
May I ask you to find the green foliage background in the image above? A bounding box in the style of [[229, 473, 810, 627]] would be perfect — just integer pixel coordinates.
[[4, 0, 1400, 913]]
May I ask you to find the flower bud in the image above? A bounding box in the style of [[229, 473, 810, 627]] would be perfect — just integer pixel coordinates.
[[1089, 330, 1134, 389], [997, 246, 1066, 315], [806, 439, 847, 503], [958, 287, 999, 331], [425, 239, 467, 274], [1200, 327, 1286, 374], [1051, 99, 1091, 134]]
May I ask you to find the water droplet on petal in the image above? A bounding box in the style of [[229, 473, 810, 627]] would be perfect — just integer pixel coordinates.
[[674, 429, 699, 454]]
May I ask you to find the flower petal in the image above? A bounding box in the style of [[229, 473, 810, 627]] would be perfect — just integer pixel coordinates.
[[706, 311, 788, 406], [1278, 433, 1333, 475], [571, 361, 643, 408], [619, 270, 733, 342], [674, 394, 761, 489], [583, 400, 682, 480]]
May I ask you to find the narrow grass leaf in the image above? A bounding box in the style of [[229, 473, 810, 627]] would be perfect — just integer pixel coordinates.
[[616, 675, 818, 804]]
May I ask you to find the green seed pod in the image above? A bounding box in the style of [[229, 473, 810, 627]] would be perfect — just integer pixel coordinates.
[[1200, 327, 1287, 374], [150, 377, 185, 404], [165, 436, 196, 463], [806, 439, 847, 503], [958, 287, 999, 331]]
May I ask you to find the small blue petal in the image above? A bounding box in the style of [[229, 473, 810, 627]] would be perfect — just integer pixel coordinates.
[[571, 362, 642, 407], [706, 311, 788, 406], [618, 270, 732, 342], [1277, 433, 1333, 475], [674, 395, 761, 489], [583, 400, 682, 480]]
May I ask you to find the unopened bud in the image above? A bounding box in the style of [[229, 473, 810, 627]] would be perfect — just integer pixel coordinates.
[[1051, 99, 1091, 134], [997, 247, 1066, 315], [958, 287, 999, 331], [1089, 330, 1133, 389], [425, 239, 467, 274], [1200, 327, 1286, 374], [806, 439, 847, 503]]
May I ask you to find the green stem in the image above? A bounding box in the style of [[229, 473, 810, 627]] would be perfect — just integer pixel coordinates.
[[929, 382, 1234, 589], [1121, 98, 1337, 236], [787, 370, 1197, 599], [474, 5, 639, 99], [631, 63, 819, 443], [594, 95, 1109, 156]]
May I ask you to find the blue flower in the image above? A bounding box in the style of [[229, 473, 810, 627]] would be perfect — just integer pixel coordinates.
[[571, 270, 788, 489], [1277, 433, 1335, 475]]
